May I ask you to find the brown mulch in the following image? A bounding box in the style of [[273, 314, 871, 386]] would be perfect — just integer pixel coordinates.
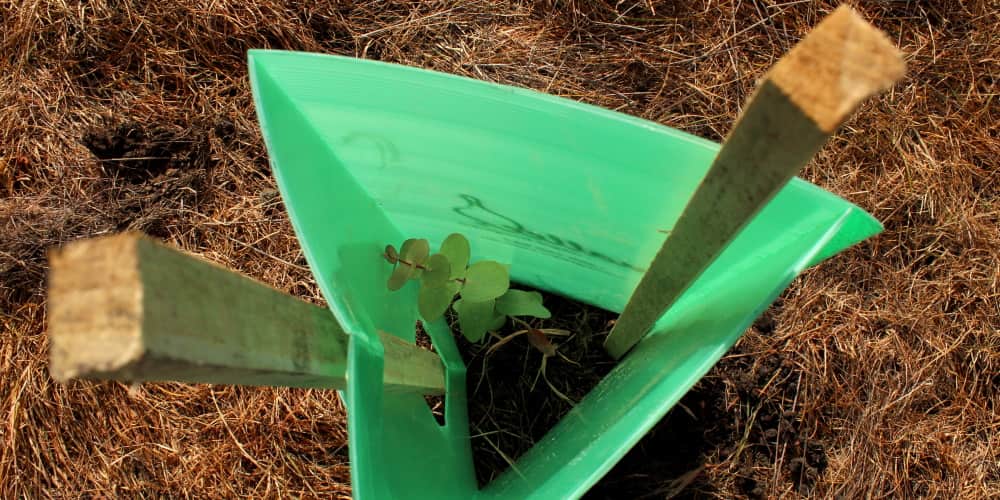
[[1, 1, 997, 497]]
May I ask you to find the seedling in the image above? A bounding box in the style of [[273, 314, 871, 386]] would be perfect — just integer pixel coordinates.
[[485, 317, 579, 405], [383, 233, 551, 343]]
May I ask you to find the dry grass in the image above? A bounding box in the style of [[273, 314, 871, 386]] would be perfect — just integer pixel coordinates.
[[1, 0, 996, 497]]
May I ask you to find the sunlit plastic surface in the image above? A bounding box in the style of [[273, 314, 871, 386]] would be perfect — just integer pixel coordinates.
[[249, 50, 881, 499]]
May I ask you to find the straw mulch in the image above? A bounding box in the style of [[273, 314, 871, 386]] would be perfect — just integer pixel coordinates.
[[1, 1, 996, 497]]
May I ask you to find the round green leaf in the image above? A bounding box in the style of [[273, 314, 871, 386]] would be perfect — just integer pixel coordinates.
[[461, 261, 509, 302], [400, 238, 430, 266], [383, 244, 398, 264], [439, 233, 470, 278], [421, 254, 451, 288], [453, 298, 496, 343], [418, 283, 455, 322], [386, 261, 414, 291], [496, 289, 551, 319]]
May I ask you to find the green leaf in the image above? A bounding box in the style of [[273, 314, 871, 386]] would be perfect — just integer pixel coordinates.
[[386, 261, 415, 291], [496, 290, 551, 319], [383, 244, 399, 264], [421, 254, 451, 288], [487, 312, 507, 331], [461, 261, 509, 302], [453, 298, 496, 343], [418, 283, 456, 322], [400, 238, 430, 266], [439, 233, 470, 278]]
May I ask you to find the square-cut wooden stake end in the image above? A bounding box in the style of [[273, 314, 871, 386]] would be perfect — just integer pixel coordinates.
[[768, 5, 906, 133], [603, 6, 905, 360], [48, 233, 146, 382]]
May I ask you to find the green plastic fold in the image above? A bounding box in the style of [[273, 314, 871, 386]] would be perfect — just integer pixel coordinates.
[[249, 50, 882, 499]]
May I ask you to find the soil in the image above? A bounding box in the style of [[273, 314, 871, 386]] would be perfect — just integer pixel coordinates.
[[587, 304, 829, 499], [456, 292, 618, 487], [452, 294, 827, 497]]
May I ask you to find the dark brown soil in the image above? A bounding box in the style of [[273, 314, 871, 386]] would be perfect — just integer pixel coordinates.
[[457, 294, 828, 498], [586, 304, 829, 499], [456, 292, 617, 487]]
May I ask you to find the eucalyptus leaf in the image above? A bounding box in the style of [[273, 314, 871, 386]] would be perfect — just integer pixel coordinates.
[[421, 254, 451, 288], [447, 280, 461, 298], [383, 244, 399, 264], [439, 233, 470, 278], [453, 298, 496, 343], [496, 289, 551, 319], [487, 312, 507, 331], [461, 261, 510, 302], [386, 261, 414, 291], [400, 238, 430, 266], [418, 283, 454, 321]]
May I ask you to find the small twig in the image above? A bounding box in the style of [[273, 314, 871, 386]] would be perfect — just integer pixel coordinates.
[[211, 389, 266, 472], [641, 465, 705, 499], [540, 358, 576, 406], [476, 428, 523, 479], [555, 350, 580, 367], [485, 329, 529, 356], [95, 156, 172, 162]]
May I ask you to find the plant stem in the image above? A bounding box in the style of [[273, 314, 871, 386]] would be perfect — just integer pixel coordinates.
[[511, 317, 534, 331], [397, 258, 428, 271]]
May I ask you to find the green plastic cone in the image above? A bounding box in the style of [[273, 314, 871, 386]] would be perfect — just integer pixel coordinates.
[[249, 50, 881, 499]]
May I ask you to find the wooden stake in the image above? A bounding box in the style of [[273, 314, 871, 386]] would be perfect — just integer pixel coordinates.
[[604, 6, 905, 359], [48, 233, 445, 395]]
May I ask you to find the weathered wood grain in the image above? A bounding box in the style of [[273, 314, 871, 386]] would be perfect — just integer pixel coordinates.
[[604, 6, 905, 358], [48, 233, 445, 395]]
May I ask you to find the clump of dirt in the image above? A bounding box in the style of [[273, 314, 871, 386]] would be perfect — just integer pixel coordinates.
[[80, 121, 216, 241], [81, 122, 209, 184], [459, 296, 827, 497]]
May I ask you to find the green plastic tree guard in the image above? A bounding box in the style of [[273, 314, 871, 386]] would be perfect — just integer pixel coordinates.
[[249, 50, 882, 499]]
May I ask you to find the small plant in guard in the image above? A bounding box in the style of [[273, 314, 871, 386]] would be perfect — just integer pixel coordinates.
[[383, 233, 550, 342]]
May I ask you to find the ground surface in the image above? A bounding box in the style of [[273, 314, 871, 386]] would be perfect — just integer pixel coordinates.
[[456, 293, 617, 488], [1, 1, 997, 498]]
